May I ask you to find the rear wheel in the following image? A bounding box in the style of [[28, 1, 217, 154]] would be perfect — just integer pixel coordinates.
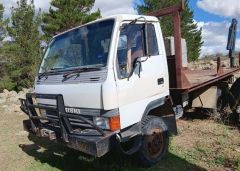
[[217, 83, 229, 112], [137, 116, 168, 167], [229, 78, 240, 112], [229, 78, 240, 125]]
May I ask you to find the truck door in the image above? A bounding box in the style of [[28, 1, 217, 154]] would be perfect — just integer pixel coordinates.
[[115, 22, 169, 128]]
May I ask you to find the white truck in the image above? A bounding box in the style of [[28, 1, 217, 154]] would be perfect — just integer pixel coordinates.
[[20, 2, 240, 167]]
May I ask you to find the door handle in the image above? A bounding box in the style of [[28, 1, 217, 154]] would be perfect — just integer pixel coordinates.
[[158, 78, 164, 85]]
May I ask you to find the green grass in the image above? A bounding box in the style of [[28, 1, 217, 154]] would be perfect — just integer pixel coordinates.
[[17, 125, 240, 171], [21, 136, 205, 171]]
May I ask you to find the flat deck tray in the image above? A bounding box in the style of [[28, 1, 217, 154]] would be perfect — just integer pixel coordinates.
[[171, 67, 240, 92]]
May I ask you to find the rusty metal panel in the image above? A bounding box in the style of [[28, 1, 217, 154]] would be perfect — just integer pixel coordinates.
[[217, 57, 224, 76], [167, 56, 177, 88], [147, 0, 184, 17], [173, 12, 184, 89]]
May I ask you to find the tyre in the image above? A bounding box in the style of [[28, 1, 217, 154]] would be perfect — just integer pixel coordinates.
[[229, 78, 240, 125], [229, 78, 240, 112], [217, 83, 230, 112], [137, 115, 168, 167]]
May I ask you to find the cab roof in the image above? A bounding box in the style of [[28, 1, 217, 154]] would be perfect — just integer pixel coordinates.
[[53, 14, 159, 39], [100, 14, 159, 22]]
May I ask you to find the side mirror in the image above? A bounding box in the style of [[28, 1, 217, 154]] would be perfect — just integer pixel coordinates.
[[41, 46, 46, 53], [40, 41, 48, 58], [41, 42, 47, 51], [128, 57, 142, 80], [127, 56, 148, 80]]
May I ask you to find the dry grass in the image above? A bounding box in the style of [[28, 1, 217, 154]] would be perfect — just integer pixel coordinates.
[[174, 119, 240, 171], [0, 103, 239, 171]]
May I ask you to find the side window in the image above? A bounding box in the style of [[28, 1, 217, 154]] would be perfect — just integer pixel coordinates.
[[147, 24, 159, 56], [117, 23, 159, 79], [117, 24, 144, 78]]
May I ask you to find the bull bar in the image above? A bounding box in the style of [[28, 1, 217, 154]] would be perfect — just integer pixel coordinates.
[[19, 93, 116, 157]]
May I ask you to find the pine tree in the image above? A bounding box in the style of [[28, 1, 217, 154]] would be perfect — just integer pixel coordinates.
[[42, 0, 101, 38], [0, 4, 5, 42], [1, 0, 42, 91], [137, 0, 203, 61]]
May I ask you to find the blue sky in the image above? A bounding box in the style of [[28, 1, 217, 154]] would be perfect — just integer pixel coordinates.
[[2, 0, 240, 56], [189, 0, 222, 22], [188, 0, 240, 55]]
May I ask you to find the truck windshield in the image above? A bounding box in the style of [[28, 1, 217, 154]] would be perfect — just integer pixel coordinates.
[[39, 19, 114, 74]]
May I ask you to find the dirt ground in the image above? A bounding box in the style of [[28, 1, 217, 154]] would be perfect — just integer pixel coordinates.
[[0, 101, 239, 171]]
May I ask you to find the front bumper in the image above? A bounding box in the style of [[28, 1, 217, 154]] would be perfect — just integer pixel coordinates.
[[20, 93, 116, 157]]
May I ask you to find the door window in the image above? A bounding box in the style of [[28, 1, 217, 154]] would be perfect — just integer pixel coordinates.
[[117, 23, 159, 78], [147, 24, 159, 56]]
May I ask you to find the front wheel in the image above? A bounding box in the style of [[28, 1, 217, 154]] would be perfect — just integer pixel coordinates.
[[137, 116, 169, 167]]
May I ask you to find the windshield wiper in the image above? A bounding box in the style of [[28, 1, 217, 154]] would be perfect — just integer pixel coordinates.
[[63, 65, 104, 80], [38, 68, 65, 80], [38, 71, 50, 80]]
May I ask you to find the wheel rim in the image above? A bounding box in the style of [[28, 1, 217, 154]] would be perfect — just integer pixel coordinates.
[[146, 128, 164, 158]]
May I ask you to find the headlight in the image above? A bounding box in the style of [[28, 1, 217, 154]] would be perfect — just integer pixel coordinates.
[[93, 117, 110, 130], [93, 115, 120, 131]]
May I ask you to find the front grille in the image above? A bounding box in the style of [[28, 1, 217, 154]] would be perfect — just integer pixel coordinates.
[[24, 93, 106, 137], [46, 110, 94, 130]]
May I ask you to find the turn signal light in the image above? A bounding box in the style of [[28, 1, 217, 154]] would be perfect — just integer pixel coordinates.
[[109, 115, 120, 131]]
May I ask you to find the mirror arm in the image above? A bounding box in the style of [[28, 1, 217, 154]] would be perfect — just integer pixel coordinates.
[[137, 61, 142, 78], [127, 57, 142, 80]]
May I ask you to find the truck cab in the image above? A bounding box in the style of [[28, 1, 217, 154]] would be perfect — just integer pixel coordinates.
[[21, 14, 176, 166], [36, 14, 170, 126]]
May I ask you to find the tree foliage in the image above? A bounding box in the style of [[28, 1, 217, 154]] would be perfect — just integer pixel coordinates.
[[0, 0, 102, 92], [0, 0, 41, 91], [0, 4, 5, 42], [0, 3, 6, 88], [42, 0, 101, 39], [137, 0, 203, 61]]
